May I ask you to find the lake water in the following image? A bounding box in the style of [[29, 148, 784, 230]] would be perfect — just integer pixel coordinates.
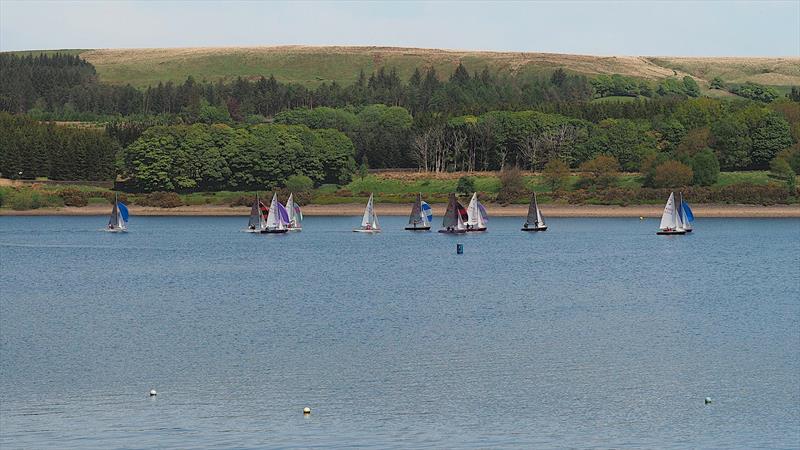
[[1, 215, 798, 449]]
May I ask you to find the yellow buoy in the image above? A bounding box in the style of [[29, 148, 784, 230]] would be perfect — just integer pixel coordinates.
[[303, 407, 311, 414]]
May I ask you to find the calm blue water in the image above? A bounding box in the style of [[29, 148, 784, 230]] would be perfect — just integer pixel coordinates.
[[1, 215, 798, 449]]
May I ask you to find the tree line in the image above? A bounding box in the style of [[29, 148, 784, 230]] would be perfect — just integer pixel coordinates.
[[0, 112, 119, 181]]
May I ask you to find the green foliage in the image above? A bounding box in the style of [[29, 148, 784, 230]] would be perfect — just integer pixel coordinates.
[[496, 166, 526, 204], [691, 149, 720, 186], [731, 82, 780, 102], [57, 187, 89, 207], [651, 160, 693, 188], [456, 176, 476, 194], [578, 155, 620, 188], [710, 77, 725, 89], [285, 174, 314, 192], [359, 155, 369, 180], [135, 191, 183, 208], [122, 123, 356, 192], [542, 159, 570, 191], [657, 77, 700, 97]]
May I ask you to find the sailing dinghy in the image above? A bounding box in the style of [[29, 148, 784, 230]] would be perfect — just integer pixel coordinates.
[[465, 192, 488, 232], [106, 193, 129, 232], [438, 193, 467, 233], [245, 193, 267, 232], [657, 192, 686, 235], [262, 193, 289, 234], [521, 192, 547, 231], [679, 192, 694, 232], [285, 193, 303, 231], [405, 193, 432, 231], [353, 193, 381, 233]]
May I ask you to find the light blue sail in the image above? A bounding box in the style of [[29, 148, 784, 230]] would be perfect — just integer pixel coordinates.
[[421, 201, 433, 223], [117, 202, 129, 222]]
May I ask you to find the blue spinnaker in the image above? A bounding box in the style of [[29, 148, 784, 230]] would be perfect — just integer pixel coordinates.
[[682, 202, 694, 222], [117, 202, 129, 222], [421, 201, 433, 222]]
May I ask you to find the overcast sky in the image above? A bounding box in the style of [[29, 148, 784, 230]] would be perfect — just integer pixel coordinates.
[[1, 0, 798, 56]]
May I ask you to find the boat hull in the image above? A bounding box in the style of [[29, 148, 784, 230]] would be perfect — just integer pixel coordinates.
[[261, 228, 288, 234], [106, 228, 127, 233], [405, 226, 431, 231], [438, 229, 467, 234], [466, 227, 486, 232], [656, 230, 686, 235], [286, 227, 302, 232], [353, 228, 381, 233], [684, 229, 693, 233], [521, 226, 547, 232]]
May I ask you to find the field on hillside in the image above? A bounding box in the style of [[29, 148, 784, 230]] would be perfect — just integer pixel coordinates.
[[69, 46, 800, 89]]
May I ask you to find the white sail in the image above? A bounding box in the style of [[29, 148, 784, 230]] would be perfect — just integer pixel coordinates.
[[536, 204, 545, 227], [265, 193, 286, 230], [285, 193, 302, 229], [466, 193, 485, 229], [358, 193, 380, 230], [659, 192, 682, 230]]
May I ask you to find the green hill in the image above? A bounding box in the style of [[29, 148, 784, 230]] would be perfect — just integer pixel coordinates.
[[48, 46, 798, 89]]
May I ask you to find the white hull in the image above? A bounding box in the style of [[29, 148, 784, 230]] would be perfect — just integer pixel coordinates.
[[105, 227, 127, 233], [353, 228, 381, 233], [286, 227, 302, 232]]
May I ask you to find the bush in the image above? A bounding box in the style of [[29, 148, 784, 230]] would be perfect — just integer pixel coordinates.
[[135, 191, 183, 208], [542, 159, 570, 191], [229, 194, 255, 207], [57, 188, 88, 207], [578, 155, 620, 188], [496, 166, 526, 204], [285, 175, 314, 192], [691, 149, 720, 186], [9, 190, 43, 210], [652, 160, 694, 188], [456, 176, 476, 194]]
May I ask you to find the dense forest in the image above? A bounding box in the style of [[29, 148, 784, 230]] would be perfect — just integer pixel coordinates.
[[0, 53, 798, 193]]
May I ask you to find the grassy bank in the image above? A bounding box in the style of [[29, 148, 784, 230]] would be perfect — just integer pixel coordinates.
[[1, 171, 796, 212]]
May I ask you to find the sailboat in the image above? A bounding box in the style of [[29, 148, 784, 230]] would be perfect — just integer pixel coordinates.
[[106, 193, 129, 232], [405, 193, 433, 231], [438, 193, 467, 233], [245, 193, 267, 232], [465, 192, 488, 232], [353, 193, 381, 233], [679, 192, 694, 232], [285, 193, 303, 231], [521, 192, 547, 231], [657, 192, 686, 235], [262, 193, 289, 234]]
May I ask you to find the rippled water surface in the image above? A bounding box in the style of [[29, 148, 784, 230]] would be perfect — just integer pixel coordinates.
[[1, 216, 799, 449]]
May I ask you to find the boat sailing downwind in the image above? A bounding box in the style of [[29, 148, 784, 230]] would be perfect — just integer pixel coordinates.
[[521, 192, 547, 231], [405, 193, 432, 231], [465, 192, 488, 232], [106, 193, 129, 232], [439, 193, 467, 234], [353, 193, 381, 233], [285, 193, 303, 231], [657, 192, 686, 235], [262, 193, 289, 234]]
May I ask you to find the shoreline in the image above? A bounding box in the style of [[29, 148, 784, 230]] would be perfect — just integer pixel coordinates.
[[2, 203, 799, 218]]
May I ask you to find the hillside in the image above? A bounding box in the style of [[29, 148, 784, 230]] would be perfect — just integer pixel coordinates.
[[67, 46, 800, 89]]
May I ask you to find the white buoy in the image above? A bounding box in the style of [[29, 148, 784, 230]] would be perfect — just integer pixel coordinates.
[[149, 389, 157, 397], [303, 407, 311, 415], [704, 397, 712, 404]]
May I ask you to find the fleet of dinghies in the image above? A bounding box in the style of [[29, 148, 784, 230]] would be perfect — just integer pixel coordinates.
[[104, 190, 698, 235]]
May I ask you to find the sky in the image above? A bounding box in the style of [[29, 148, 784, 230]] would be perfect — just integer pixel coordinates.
[[1, 0, 798, 56]]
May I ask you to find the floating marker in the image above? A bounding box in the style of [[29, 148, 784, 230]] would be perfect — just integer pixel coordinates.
[[456, 243, 464, 254], [303, 407, 311, 415], [704, 397, 712, 404], [639, 216, 644, 220], [149, 389, 157, 397]]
